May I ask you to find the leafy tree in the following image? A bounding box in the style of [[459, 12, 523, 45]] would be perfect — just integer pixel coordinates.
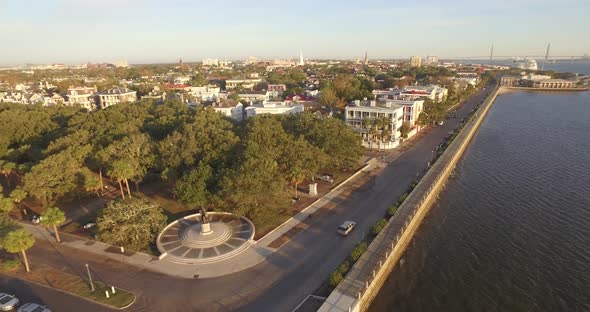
[[400, 122, 412, 139], [319, 87, 344, 109], [219, 117, 290, 223], [288, 167, 306, 199], [0, 196, 14, 213], [9, 188, 27, 206], [175, 163, 212, 209], [79, 167, 102, 197], [157, 107, 238, 178], [22, 145, 91, 205], [0, 214, 20, 249], [96, 197, 167, 251], [40, 207, 66, 243], [3, 229, 35, 272], [101, 133, 155, 192]]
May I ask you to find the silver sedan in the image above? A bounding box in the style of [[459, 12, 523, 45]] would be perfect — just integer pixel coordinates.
[[0, 293, 19, 311]]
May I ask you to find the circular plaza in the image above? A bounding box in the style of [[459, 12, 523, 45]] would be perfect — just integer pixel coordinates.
[[156, 212, 255, 264]]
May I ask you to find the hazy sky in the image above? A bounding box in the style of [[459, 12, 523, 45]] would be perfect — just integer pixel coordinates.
[[1, 0, 589, 65]]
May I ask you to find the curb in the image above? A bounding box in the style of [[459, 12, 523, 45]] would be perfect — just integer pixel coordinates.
[[0, 272, 137, 310]]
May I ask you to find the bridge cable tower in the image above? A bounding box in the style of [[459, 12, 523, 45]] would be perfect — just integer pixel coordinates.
[[489, 44, 494, 65], [542, 42, 551, 70]]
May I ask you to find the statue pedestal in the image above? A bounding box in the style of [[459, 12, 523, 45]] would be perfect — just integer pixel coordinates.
[[200, 222, 212, 235], [308, 183, 318, 197]]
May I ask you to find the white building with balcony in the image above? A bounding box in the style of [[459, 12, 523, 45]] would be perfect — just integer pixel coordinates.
[[387, 99, 424, 127], [225, 78, 262, 90], [67, 86, 97, 110], [188, 85, 221, 102], [345, 100, 405, 146], [373, 85, 447, 103], [245, 101, 304, 118], [96, 87, 137, 109]]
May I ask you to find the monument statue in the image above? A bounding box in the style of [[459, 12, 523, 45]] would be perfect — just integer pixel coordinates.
[[199, 208, 208, 223]]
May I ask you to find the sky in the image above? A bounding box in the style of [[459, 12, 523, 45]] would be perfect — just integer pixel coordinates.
[[1, 0, 589, 65]]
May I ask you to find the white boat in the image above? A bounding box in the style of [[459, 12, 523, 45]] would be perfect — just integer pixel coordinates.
[[513, 58, 538, 70]]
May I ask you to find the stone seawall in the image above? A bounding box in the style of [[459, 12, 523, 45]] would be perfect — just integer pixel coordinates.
[[318, 86, 502, 312]]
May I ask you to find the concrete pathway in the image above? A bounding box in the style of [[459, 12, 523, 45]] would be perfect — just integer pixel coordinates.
[[22, 222, 273, 279]]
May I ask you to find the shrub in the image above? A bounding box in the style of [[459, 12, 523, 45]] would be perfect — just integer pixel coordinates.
[[329, 270, 344, 288], [351, 242, 368, 261], [1, 258, 21, 271], [371, 218, 388, 236], [337, 261, 350, 274], [387, 204, 398, 217], [396, 192, 409, 206]]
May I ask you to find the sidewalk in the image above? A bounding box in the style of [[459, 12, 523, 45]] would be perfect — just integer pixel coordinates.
[[22, 222, 273, 279]]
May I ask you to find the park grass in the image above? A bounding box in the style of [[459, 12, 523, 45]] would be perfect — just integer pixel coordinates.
[[65, 279, 135, 308]]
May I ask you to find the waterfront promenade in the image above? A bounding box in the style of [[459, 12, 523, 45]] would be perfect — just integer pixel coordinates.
[[319, 85, 501, 312]]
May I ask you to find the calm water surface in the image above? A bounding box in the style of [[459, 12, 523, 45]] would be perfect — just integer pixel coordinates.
[[369, 91, 590, 312]]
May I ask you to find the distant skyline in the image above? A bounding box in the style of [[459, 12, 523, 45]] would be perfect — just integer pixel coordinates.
[[1, 0, 589, 65]]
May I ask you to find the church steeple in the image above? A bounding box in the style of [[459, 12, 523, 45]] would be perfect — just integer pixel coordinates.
[[298, 50, 304, 66]]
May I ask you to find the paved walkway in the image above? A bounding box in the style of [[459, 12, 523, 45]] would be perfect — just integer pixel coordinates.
[[22, 222, 273, 279]]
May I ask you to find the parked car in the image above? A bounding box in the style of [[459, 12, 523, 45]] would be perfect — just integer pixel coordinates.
[[317, 174, 334, 184], [0, 293, 19, 311], [17, 303, 51, 312], [436, 121, 444, 126], [337, 221, 356, 236]]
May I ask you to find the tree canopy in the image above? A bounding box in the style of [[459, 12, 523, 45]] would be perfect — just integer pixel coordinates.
[[96, 197, 167, 251], [0, 101, 362, 226]]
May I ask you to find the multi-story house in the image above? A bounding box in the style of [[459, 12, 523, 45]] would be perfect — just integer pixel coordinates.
[[67, 86, 98, 110], [187, 85, 220, 102], [245, 101, 304, 118], [237, 91, 269, 103], [225, 78, 262, 90], [373, 85, 447, 103], [210, 101, 244, 121], [345, 100, 405, 142], [95, 87, 137, 109]]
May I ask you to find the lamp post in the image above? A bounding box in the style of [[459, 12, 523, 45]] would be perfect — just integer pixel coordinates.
[[85, 264, 95, 292]]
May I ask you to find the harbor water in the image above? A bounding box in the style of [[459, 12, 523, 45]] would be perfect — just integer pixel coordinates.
[[369, 90, 590, 312]]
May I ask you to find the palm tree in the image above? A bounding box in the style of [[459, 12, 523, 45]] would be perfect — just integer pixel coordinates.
[[362, 118, 372, 141], [0, 161, 16, 187], [3, 229, 35, 272], [288, 167, 306, 199], [108, 160, 134, 199], [40, 207, 66, 243]]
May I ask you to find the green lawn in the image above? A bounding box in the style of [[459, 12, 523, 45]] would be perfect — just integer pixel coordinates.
[[66, 279, 135, 308]]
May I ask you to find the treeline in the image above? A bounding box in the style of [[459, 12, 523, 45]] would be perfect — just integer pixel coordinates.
[[0, 101, 362, 224]]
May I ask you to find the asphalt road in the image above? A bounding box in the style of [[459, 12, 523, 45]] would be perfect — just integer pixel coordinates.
[[0, 84, 494, 312], [0, 274, 112, 312]]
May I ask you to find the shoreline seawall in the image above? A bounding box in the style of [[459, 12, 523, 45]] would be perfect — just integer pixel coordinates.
[[318, 85, 502, 312], [503, 87, 589, 92]]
